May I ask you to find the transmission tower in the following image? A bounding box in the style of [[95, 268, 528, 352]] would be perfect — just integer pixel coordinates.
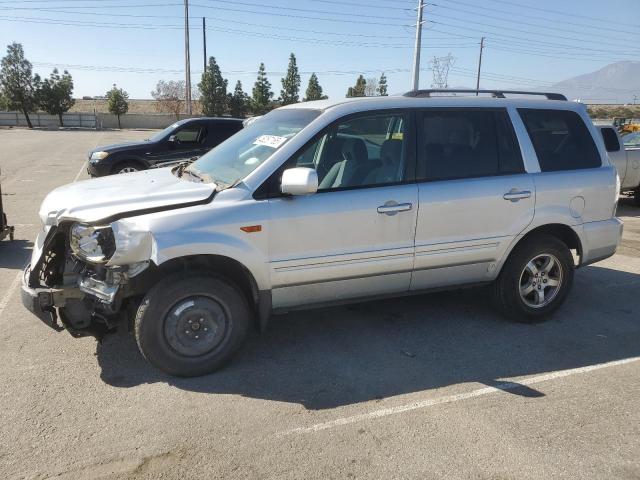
[[430, 54, 456, 88]]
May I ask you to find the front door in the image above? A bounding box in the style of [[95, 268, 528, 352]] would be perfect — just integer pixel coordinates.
[[148, 123, 209, 166], [412, 108, 535, 290], [266, 111, 418, 309]]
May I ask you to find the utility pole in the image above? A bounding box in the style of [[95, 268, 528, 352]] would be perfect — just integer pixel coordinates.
[[475, 36, 484, 95], [202, 17, 207, 72], [410, 0, 424, 91], [184, 0, 192, 115]]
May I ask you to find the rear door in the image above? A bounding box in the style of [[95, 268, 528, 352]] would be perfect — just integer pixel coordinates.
[[411, 108, 535, 290], [206, 120, 243, 150]]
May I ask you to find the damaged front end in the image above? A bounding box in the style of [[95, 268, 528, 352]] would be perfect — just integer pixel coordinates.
[[21, 223, 150, 339]]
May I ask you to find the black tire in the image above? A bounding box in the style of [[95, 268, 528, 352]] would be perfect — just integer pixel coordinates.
[[494, 234, 574, 323], [112, 161, 144, 175], [135, 275, 251, 376], [634, 188, 640, 207]]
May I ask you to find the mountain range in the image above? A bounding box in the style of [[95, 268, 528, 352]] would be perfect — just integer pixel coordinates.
[[551, 61, 639, 104]]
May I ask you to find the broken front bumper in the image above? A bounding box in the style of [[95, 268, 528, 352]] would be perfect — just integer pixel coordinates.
[[20, 266, 84, 332]]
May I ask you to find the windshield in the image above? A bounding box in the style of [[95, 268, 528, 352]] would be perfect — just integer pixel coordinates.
[[185, 109, 320, 187], [147, 120, 187, 142]]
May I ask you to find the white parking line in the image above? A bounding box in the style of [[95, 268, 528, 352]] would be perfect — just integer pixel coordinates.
[[0, 271, 23, 320], [73, 160, 88, 182], [279, 356, 640, 436], [0, 135, 101, 322]]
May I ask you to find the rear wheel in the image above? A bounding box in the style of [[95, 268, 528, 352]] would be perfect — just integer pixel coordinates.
[[634, 188, 640, 207], [494, 234, 574, 323], [113, 161, 144, 174], [135, 275, 251, 376]]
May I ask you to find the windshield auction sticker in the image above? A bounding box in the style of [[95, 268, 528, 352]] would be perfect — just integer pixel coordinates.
[[253, 135, 288, 149]]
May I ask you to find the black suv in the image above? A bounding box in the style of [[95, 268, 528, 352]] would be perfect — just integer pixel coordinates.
[[87, 117, 243, 177]]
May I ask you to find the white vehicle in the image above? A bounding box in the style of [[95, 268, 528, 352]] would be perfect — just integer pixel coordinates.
[[22, 89, 623, 376], [598, 125, 640, 205]]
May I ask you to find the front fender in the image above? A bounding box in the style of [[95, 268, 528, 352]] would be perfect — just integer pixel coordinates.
[[153, 229, 270, 290], [108, 197, 270, 290]]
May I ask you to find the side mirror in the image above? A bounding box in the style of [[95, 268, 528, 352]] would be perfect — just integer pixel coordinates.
[[280, 167, 318, 196], [168, 134, 178, 144]]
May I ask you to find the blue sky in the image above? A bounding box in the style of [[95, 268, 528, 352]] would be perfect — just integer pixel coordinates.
[[0, 0, 638, 101]]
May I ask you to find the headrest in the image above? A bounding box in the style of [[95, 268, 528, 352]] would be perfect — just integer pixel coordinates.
[[380, 139, 403, 165]]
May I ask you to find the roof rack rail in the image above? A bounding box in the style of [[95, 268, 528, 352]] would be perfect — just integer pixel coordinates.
[[403, 89, 567, 101]]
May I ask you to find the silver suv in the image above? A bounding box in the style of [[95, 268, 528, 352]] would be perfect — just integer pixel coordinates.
[[22, 90, 623, 376]]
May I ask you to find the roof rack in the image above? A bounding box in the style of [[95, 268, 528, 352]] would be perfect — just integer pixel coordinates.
[[403, 89, 567, 101]]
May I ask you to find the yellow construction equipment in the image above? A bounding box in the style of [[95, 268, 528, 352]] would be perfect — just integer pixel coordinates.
[[613, 117, 640, 134]]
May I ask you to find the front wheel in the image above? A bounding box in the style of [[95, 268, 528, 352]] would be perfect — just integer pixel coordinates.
[[135, 275, 251, 376], [494, 234, 574, 323], [113, 161, 143, 174]]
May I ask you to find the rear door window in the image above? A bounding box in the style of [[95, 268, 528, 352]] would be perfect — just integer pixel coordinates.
[[208, 122, 242, 146], [518, 109, 601, 171], [418, 109, 523, 181]]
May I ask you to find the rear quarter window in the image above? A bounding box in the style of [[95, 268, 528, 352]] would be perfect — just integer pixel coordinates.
[[600, 127, 620, 152], [518, 108, 601, 172]]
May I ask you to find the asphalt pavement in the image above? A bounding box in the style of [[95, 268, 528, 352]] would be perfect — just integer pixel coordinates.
[[0, 128, 639, 479]]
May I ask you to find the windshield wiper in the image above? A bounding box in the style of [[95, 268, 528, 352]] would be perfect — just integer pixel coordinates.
[[183, 168, 205, 182], [175, 156, 199, 178]]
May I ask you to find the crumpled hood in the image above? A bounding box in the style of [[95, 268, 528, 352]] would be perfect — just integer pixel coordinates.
[[40, 168, 216, 225]]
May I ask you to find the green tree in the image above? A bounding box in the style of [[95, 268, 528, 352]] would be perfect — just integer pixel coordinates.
[[303, 73, 327, 101], [346, 75, 366, 97], [252, 62, 273, 114], [0, 92, 8, 110], [228, 80, 249, 118], [106, 84, 129, 128], [377, 72, 388, 96], [199, 56, 228, 116], [0, 42, 39, 128], [38, 68, 75, 127], [280, 53, 301, 105]]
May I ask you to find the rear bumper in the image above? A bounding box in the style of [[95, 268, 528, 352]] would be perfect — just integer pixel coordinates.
[[579, 217, 623, 266]]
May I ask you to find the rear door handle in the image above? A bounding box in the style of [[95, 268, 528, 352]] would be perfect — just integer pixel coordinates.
[[503, 190, 531, 202], [377, 202, 413, 215]]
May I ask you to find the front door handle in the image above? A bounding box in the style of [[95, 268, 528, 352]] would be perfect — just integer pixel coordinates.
[[377, 202, 413, 215], [503, 190, 531, 202]]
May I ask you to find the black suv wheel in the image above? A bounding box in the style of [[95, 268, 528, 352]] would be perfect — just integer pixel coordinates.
[[135, 275, 251, 376]]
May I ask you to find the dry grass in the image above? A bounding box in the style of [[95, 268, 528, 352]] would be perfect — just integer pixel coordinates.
[[68, 100, 640, 120], [69, 99, 204, 115]]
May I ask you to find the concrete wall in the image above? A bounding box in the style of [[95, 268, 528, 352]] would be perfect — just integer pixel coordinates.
[[96, 113, 199, 129], [0, 111, 202, 130], [0, 111, 96, 128]]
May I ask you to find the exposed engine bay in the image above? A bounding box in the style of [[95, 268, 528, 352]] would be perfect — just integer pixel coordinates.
[[26, 223, 151, 339]]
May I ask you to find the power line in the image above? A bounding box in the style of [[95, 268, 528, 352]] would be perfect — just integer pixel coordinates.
[[443, 0, 640, 38], [485, 43, 634, 63], [191, 0, 411, 22], [482, 0, 640, 29], [0, 14, 478, 48], [0, 6, 410, 27], [425, 13, 640, 52], [430, 2, 640, 43], [426, 21, 639, 58]]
